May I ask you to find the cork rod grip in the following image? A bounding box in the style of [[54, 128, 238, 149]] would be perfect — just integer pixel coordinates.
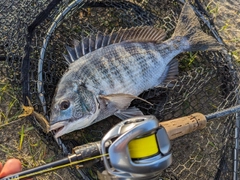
[[159, 113, 207, 140]]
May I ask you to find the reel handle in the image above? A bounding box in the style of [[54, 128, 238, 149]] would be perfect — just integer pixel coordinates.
[[160, 113, 207, 140]]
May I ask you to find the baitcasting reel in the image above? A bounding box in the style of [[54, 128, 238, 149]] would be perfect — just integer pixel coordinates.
[[99, 115, 172, 180]]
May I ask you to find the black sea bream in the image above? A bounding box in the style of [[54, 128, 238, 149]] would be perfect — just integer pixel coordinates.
[[50, 3, 223, 137]]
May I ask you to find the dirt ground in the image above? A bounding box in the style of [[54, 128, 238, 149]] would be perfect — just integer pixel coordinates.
[[206, 0, 240, 60], [0, 80, 75, 179], [0, 0, 239, 180]]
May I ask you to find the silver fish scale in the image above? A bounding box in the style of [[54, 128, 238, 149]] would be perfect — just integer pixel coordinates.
[[64, 41, 177, 96]]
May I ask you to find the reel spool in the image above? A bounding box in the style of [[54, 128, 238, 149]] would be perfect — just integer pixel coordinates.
[[99, 116, 172, 180]]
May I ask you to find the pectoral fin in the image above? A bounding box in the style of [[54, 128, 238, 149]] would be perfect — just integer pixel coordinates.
[[114, 107, 144, 120], [98, 93, 153, 110]]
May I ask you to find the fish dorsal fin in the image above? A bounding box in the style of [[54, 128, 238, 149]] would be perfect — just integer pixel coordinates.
[[123, 26, 166, 43], [63, 26, 166, 63]]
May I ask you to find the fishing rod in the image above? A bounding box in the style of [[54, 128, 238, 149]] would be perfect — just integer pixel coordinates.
[[2, 104, 240, 180]]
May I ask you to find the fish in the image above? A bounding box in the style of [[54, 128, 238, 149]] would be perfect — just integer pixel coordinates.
[[49, 3, 223, 138]]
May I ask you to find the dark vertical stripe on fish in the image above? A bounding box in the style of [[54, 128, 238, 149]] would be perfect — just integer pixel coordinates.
[[112, 46, 131, 85], [105, 46, 128, 86], [81, 60, 101, 86], [118, 44, 138, 85], [93, 53, 115, 89], [123, 43, 151, 82]]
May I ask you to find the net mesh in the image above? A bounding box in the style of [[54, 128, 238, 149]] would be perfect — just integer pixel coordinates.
[[0, 0, 240, 179]]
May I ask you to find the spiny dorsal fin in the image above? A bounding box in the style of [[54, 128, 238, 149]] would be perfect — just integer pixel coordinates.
[[63, 26, 166, 63]]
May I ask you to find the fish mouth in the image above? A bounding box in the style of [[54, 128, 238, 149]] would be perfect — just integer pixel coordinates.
[[50, 106, 101, 138], [49, 117, 93, 138], [49, 121, 68, 138]]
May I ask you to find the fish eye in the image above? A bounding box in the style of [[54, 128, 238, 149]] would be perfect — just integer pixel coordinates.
[[60, 100, 70, 110]]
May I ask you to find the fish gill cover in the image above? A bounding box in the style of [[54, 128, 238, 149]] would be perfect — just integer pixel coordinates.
[[0, 0, 239, 179]]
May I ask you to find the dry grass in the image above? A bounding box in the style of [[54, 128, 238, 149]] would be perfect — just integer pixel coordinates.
[[0, 81, 21, 124], [206, 0, 240, 61], [0, 79, 73, 180]]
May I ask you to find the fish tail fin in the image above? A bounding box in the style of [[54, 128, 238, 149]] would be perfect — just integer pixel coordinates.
[[172, 3, 223, 51]]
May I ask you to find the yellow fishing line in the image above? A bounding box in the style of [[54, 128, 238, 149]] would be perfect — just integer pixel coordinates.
[[13, 153, 108, 180], [128, 134, 158, 159]]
